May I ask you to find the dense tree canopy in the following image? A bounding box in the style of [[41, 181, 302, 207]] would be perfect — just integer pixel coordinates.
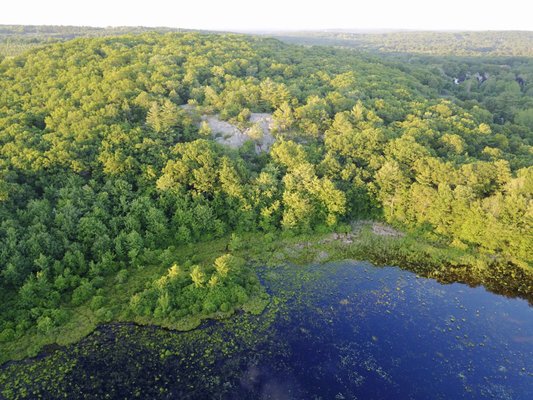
[[276, 31, 533, 57], [0, 32, 531, 352]]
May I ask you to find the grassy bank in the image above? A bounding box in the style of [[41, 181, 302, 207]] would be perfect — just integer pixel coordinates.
[[1, 222, 532, 364], [247, 224, 532, 301]]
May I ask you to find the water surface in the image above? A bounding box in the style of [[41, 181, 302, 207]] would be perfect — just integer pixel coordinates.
[[1, 261, 532, 399]]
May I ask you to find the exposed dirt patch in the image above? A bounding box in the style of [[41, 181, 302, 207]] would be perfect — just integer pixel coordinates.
[[179, 105, 275, 153], [204, 113, 275, 153], [247, 113, 276, 152], [319, 232, 358, 245], [371, 223, 404, 237], [315, 251, 330, 263], [351, 220, 404, 238], [202, 115, 244, 146], [290, 221, 404, 253]]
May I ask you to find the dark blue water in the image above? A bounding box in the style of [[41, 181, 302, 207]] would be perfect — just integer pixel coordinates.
[[1, 261, 532, 399], [256, 262, 533, 399]]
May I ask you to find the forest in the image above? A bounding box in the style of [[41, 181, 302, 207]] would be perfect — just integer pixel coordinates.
[[275, 30, 533, 57], [0, 25, 197, 57], [0, 31, 531, 362]]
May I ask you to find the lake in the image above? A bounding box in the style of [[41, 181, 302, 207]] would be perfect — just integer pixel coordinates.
[[1, 261, 532, 399]]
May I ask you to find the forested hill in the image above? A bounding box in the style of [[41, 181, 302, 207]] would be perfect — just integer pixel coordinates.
[[0, 25, 196, 57], [272, 31, 533, 57], [0, 33, 531, 360]]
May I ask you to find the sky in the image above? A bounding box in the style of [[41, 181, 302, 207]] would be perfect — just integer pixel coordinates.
[[1, 0, 532, 31]]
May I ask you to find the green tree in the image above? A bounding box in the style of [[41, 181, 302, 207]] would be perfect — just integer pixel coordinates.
[[190, 265, 206, 288]]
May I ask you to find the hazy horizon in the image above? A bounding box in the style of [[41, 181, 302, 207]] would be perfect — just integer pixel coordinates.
[[3, 25, 532, 34], [2, 0, 532, 32]]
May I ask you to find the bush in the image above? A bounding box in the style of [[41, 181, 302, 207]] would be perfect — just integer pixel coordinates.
[[0, 328, 15, 342], [37, 316, 53, 334], [71, 281, 95, 306], [203, 301, 217, 314], [91, 276, 105, 289], [90, 295, 106, 311], [95, 307, 113, 322], [115, 269, 129, 284], [228, 233, 243, 251], [50, 308, 68, 325]]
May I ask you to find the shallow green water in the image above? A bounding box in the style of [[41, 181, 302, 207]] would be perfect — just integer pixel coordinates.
[[1, 261, 532, 399]]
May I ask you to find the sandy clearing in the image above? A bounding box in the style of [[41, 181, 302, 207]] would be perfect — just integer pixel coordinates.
[[203, 113, 275, 153], [179, 104, 275, 153]]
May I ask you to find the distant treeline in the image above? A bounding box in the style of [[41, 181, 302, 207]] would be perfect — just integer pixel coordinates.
[[0, 25, 202, 57], [273, 31, 533, 57]]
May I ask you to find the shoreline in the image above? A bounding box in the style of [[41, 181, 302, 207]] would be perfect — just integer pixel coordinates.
[[1, 223, 532, 365]]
